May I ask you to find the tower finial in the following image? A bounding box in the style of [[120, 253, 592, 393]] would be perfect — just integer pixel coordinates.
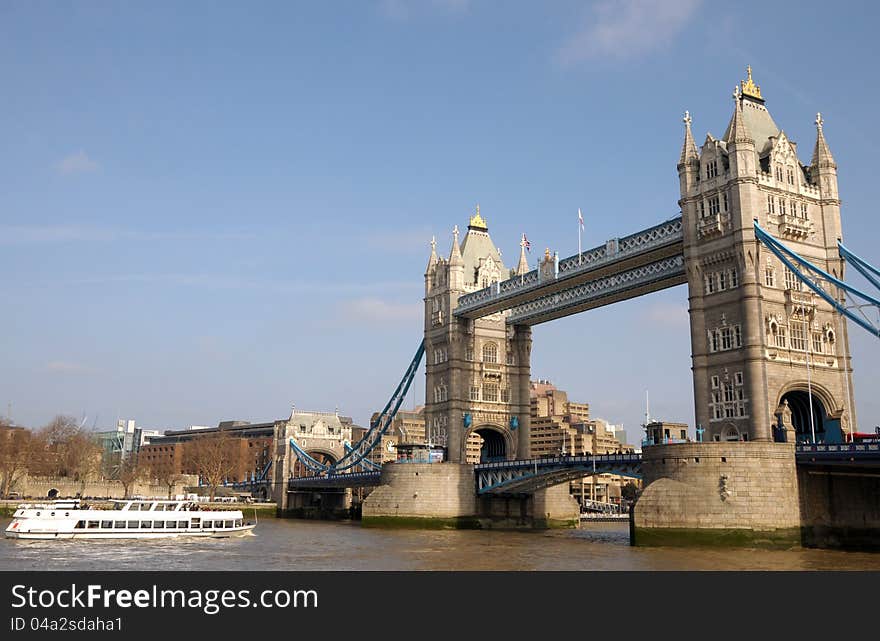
[[740, 64, 763, 101], [468, 204, 488, 231], [453, 224, 459, 242], [431, 235, 436, 252], [683, 110, 692, 126], [815, 112, 824, 130]]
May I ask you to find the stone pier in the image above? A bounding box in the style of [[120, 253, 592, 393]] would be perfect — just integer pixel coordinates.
[[362, 462, 578, 529], [632, 442, 802, 547]]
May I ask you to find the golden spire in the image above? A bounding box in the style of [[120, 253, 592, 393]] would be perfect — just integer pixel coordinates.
[[468, 203, 488, 231], [740, 64, 763, 101]]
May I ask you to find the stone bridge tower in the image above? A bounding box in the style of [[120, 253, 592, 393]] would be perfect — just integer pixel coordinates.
[[423, 208, 532, 463], [679, 67, 857, 443]]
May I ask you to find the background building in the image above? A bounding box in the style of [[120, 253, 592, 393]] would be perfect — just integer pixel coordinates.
[[529, 380, 639, 506]]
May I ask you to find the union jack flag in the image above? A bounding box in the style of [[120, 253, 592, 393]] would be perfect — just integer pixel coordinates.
[[522, 234, 531, 251]]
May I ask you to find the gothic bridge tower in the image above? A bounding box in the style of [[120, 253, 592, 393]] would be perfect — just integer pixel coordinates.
[[680, 67, 856, 443], [423, 208, 532, 463]]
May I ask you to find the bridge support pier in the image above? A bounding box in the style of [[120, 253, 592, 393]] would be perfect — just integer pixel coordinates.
[[798, 466, 880, 549], [632, 442, 802, 547], [281, 488, 353, 520], [362, 462, 579, 529]]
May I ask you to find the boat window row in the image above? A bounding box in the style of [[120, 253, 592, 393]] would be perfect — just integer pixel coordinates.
[[111, 502, 181, 511], [73, 519, 243, 529]]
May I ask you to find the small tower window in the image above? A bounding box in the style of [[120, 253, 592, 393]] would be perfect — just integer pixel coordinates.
[[800, 202, 808, 219], [723, 192, 729, 211], [705, 274, 716, 294], [482, 342, 498, 363], [767, 195, 776, 214], [706, 160, 718, 179], [764, 267, 775, 287], [708, 196, 720, 216]]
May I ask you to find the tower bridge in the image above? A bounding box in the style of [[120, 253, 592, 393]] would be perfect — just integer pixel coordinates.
[[280, 68, 880, 546]]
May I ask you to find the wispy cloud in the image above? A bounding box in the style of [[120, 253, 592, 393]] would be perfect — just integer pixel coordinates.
[[379, 0, 470, 21], [45, 361, 93, 374], [557, 0, 701, 65], [0, 225, 256, 246], [56, 150, 99, 175], [337, 297, 422, 324], [643, 302, 689, 329]]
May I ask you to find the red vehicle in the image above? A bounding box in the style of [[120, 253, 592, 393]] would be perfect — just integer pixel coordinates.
[[848, 431, 880, 444]]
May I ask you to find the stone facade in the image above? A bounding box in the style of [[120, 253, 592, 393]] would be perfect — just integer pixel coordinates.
[[633, 442, 801, 545], [423, 210, 532, 464], [679, 68, 856, 444]]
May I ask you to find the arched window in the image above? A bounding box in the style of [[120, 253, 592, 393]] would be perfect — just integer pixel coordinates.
[[482, 342, 498, 363]]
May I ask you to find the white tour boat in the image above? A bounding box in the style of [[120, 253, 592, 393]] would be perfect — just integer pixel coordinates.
[[4, 499, 256, 540]]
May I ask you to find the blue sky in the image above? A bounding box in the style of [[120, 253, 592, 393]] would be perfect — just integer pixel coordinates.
[[2, 1, 879, 438]]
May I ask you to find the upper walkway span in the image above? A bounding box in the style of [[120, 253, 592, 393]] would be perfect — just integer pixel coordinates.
[[453, 216, 685, 324]]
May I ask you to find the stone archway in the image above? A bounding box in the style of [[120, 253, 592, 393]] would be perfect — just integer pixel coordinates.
[[463, 424, 513, 464], [291, 449, 338, 478], [777, 387, 831, 444]]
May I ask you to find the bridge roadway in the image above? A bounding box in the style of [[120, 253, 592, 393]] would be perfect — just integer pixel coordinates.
[[453, 216, 685, 325], [286, 443, 880, 495]]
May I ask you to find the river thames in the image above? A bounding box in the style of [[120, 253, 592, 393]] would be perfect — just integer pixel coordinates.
[[2, 517, 879, 570]]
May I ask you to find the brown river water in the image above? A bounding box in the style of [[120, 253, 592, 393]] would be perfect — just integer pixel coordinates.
[[2, 517, 879, 571]]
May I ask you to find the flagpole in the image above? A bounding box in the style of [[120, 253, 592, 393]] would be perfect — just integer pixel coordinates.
[[577, 208, 584, 265]]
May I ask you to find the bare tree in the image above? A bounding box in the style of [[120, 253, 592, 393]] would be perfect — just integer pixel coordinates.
[[32, 415, 80, 477], [117, 455, 146, 499], [34, 416, 104, 496], [66, 431, 102, 496], [184, 432, 239, 501], [151, 464, 185, 500], [0, 420, 36, 498]]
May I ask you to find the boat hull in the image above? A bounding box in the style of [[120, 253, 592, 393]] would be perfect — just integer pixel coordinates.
[[5, 525, 256, 540]]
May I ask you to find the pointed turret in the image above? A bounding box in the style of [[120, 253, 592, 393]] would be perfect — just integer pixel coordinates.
[[448, 225, 463, 266], [515, 234, 530, 275], [727, 86, 753, 145], [425, 235, 438, 273], [811, 112, 836, 170], [679, 110, 699, 167], [809, 112, 839, 202], [447, 225, 464, 291]]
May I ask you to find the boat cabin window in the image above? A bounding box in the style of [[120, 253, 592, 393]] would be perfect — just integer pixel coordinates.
[[87, 521, 99, 529], [165, 521, 176, 528], [75, 520, 86, 529], [140, 521, 152, 528], [224, 521, 233, 528], [203, 521, 213, 528], [154, 520, 164, 529], [178, 521, 188, 528], [128, 521, 139, 528], [114, 521, 126, 528], [155, 504, 166, 512], [101, 521, 112, 529]]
